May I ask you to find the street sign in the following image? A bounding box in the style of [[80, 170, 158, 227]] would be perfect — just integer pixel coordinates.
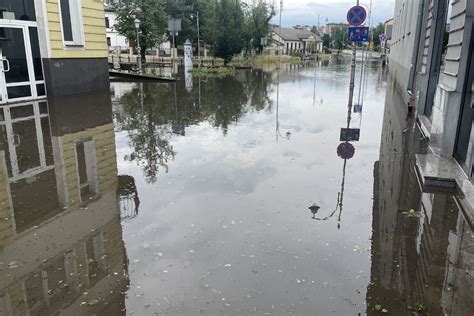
[[347, 5, 367, 26], [340, 128, 360, 142], [168, 18, 182, 34], [348, 27, 369, 42], [337, 142, 355, 160], [379, 34, 388, 42]]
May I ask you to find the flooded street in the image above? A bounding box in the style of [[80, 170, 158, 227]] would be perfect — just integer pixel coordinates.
[[1, 60, 473, 315], [112, 61, 386, 315]]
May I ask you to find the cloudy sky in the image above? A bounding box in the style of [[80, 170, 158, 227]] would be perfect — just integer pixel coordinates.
[[270, 0, 396, 27]]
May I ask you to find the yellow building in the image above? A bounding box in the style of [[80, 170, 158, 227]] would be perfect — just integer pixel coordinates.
[[0, 93, 129, 314], [0, 0, 109, 103]]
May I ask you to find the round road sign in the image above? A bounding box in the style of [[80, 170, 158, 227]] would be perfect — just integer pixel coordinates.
[[337, 142, 355, 160], [347, 5, 367, 26]]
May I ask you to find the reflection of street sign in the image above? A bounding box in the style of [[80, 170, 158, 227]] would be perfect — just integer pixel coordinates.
[[337, 142, 355, 159], [379, 34, 388, 42], [348, 27, 369, 42], [260, 37, 267, 46], [353, 103, 362, 113], [340, 128, 360, 142], [347, 5, 367, 26]]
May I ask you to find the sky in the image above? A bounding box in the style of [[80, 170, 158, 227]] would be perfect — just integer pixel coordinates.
[[270, 0, 396, 27]]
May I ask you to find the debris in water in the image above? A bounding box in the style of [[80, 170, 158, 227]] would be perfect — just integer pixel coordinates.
[[401, 209, 422, 218], [224, 264, 232, 268], [8, 261, 18, 269]]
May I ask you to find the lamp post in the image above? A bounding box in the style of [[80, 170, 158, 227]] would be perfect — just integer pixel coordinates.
[[134, 18, 142, 74], [278, 0, 283, 68], [191, 12, 201, 67], [197, 11, 201, 67]]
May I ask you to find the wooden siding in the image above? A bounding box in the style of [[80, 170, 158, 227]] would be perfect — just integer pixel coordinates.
[[46, 0, 108, 58]]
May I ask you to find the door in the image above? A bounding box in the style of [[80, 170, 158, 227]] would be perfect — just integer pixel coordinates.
[[0, 23, 45, 104]]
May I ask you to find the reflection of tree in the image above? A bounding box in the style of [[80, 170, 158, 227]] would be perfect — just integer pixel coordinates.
[[117, 85, 177, 183], [241, 70, 274, 112], [115, 69, 273, 183]]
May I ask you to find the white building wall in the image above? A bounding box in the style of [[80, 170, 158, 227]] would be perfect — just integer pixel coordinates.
[[389, 0, 421, 100], [105, 11, 128, 51]]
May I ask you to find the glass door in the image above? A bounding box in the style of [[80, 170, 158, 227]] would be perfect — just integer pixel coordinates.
[[0, 23, 45, 103]]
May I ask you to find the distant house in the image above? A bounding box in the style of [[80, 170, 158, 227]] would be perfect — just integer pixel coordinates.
[[271, 27, 323, 55], [104, 2, 129, 52], [381, 18, 395, 55]]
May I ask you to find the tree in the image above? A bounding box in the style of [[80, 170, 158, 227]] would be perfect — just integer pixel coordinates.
[[371, 23, 385, 51], [322, 34, 331, 50], [199, 0, 219, 52], [214, 0, 246, 64], [114, 0, 168, 59], [333, 27, 347, 53], [247, 0, 276, 52]]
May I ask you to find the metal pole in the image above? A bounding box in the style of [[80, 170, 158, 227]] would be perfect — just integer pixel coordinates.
[[197, 12, 201, 67], [278, 0, 282, 67], [348, 43, 357, 119], [172, 19, 176, 60], [136, 27, 142, 74]]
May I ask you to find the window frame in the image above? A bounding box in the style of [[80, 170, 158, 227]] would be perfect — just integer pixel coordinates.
[[57, 0, 85, 48]]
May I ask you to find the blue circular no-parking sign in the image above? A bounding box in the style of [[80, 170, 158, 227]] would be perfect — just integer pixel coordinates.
[[347, 6, 367, 26]]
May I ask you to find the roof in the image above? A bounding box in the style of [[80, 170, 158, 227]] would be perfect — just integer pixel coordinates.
[[272, 27, 322, 42]]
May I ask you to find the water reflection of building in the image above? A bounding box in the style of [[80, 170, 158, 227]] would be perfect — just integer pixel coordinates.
[[0, 94, 129, 315], [368, 81, 474, 315]]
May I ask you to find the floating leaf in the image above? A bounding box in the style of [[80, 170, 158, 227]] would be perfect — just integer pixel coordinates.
[[401, 209, 422, 218], [8, 261, 18, 269], [374, 305, 382, 311], [87, 299, 99, 306], [381, 308, 388, 313]]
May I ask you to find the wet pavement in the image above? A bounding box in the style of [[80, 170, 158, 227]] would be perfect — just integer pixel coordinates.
[[0, 60, 472, 315]]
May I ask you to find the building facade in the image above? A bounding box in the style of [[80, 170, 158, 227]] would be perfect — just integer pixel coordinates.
[[271, 27, 323, 55], [104, 4, 128, 52], [0, 0, 109, 103], [368, 79, 474, 315], [0, 92, 130, 314], [388, 0, 474, 212], [381, 18, 394, 55]]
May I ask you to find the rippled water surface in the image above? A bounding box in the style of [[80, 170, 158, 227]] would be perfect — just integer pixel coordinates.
[[1, 60, 473, 316]]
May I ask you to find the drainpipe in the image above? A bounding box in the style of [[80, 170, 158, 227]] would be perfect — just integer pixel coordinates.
[[407, 0, 425, 95]]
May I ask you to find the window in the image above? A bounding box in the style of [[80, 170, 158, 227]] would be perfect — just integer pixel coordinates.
[[59, 0, 84, 46], [105, 17, 110, 29]]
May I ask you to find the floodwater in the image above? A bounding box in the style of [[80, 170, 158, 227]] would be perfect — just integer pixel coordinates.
[[0, 60, 472, 315]]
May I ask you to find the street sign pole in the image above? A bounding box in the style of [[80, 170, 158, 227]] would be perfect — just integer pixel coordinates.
[[346, 3, 367, 119], [348, 43, 356, 117]]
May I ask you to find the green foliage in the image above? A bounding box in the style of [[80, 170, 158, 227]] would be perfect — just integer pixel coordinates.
[[190, 67, 236, 78], [322, 34, 331, 49], [199, 0, 219, 50], [113, 0, 168, 57], [214, 0, 246, 64], [333, 27, 349, 53], [372, 23, 385, 51], [246, 1, 276, 51]]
